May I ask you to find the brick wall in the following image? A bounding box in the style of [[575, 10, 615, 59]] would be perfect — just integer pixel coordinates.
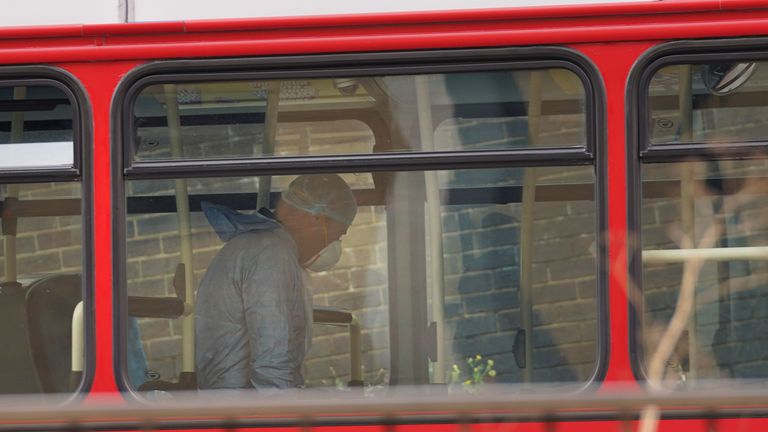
[[0, 182, 82, 282]]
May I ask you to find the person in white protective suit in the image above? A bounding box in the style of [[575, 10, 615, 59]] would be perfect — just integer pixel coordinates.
[[195, 174, 357, 390]]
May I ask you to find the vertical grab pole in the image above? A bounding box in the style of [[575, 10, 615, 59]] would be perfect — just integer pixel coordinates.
[[3, 86, 26, 284], [415, 76, 446, 383], [256, 82, 281, 210], [164, 85, 196, 378], [520, 72, 542, 383], [70, 301, 84, 390], [678, 65, 697, 380], [349, 317, 363, 385]]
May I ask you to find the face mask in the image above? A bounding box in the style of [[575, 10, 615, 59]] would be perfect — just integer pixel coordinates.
[[304, 240, 342, 272]]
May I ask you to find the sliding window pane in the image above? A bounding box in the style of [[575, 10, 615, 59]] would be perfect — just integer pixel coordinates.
[[0, 85, 74, 169], [0, 182, 82, 393], [642, 159, 768, 382], [132, 69, 587, 161], [648, 62, 768, 146], [124, 165, 597, 391]]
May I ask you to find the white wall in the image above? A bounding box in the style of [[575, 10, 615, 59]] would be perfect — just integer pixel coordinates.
[[0, 0, 655, 26], [131, 0, 656, 22], [1, 0, 122, 26]]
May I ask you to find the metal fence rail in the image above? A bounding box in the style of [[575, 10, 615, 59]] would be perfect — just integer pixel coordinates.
[[1, 384, 768, 431]]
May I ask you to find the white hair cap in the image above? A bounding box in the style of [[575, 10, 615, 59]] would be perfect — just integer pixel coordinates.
[[282, 174, 357, 226]]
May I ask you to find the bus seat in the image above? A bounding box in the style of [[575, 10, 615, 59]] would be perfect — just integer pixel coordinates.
[[25, 274, 81, 393], [0, 281, 42, 394]]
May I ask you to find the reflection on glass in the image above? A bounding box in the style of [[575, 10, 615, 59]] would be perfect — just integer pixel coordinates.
[[0, 85, 74, 169], [132, 69, 587, 161], [0, 183, 82, 393], [125, 165, 597, 391], [641, 158, 768, 383]]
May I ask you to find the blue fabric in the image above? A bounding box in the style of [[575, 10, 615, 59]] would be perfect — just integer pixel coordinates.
[[202, 201, 281, 242], [127, 318, 149, 388]]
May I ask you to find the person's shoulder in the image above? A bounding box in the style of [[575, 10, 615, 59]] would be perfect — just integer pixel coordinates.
[[228, 228, 297, 257]]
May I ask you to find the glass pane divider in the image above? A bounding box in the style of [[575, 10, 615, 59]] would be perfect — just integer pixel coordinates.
[[124, 149, 593, 180]]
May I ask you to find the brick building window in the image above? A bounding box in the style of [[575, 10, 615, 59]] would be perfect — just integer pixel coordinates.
[[119, 54, 603, 393], [638, 58, 768, 383], [0, 81, 85, 394]]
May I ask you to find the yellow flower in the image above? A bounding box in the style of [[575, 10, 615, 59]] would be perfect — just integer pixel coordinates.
[[489, 370, 497, 377], [475, 355, 482, 361], [487, 359, 494, 367]]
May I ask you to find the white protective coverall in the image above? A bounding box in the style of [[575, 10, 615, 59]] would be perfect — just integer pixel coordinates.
[[195, 202, 312, 389]]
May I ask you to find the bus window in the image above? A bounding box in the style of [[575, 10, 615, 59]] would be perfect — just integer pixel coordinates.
[[640, 59, 768, 383], [120, 62, 601, 393], [0, 82, 84, 394]]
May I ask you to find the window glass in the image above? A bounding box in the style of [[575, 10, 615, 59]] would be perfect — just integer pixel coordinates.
[[648, 62, 768, 146], [132, 69, 587, 161], [0, 85, 74, 169], [0, 182, 82, 393], [124, 165, 597, 390], [641, 158, 768, 382]]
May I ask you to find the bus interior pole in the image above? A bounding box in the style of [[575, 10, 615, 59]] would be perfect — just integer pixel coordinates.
[[3, 87, 26, 285], [164, 84, 196, 381], [70, 301, 84, 389], [415, 75, 446, 383], [520, 71, 542, 384], [678, 65, 697, 381], [257, 82, 280, 210], [644, 246, 768, 263]]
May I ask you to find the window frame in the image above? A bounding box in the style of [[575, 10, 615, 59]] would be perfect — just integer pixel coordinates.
[[0, 66, 93, 395], [113, 46, 608, 399], [121, 48, 598, 178], [629, 37, 768, 383]]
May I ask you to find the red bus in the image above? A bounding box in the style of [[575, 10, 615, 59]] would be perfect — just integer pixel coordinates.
[[2, 0, 768, 430]]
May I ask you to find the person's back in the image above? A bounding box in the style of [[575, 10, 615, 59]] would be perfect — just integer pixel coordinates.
[[195, 228, 309, 389], [195, 174, 357, 390]]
